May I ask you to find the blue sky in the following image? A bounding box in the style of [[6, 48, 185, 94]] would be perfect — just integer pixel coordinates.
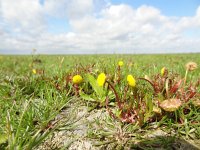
[[0, 0, 200, 54], [111, 0, 200, 16]]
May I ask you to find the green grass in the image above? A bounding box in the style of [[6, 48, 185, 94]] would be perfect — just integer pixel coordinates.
[[0, 54, 200, 149]]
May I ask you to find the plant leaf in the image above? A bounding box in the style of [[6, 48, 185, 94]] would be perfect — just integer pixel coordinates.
[[170, 80, 182, 94], [86, 74, 105, 98], [0, 134, 8, 144], [79, 92, 96, 102]]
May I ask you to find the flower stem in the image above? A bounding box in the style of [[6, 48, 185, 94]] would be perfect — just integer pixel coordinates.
[[106, 81, 122, 109], [117, 66, 121, 84], [74, 84, 79, 96], [184, 69, 188, 85]]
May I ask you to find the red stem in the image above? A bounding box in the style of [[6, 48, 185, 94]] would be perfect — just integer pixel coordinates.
[[138, 77, 159, 93], [106, 81, 122, 109]]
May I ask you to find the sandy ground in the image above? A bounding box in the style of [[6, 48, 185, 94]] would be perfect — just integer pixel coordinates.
[[37, 104, 200, 150]]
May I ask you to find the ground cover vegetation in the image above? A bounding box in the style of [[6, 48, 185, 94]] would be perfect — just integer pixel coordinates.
[[0, 54, 200, 149]]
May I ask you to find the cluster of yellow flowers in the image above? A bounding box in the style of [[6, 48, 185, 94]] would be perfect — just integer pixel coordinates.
[[71, 73, 136, 87], [71, 61, 136, 87]]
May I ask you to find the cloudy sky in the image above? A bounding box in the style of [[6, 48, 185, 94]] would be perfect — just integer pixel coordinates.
[[0, 0, 200, 54]]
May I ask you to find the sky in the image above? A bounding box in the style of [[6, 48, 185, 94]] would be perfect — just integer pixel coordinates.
[[0, 0, 200, 54]]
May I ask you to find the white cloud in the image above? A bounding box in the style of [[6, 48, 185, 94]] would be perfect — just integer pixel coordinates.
[[0, 0, 200, 54], [67, 4, 200, 53], [44, 0, 94, 19], [0, 0, 45, 35]]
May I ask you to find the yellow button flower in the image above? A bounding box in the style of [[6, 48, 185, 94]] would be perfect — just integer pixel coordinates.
[[97, 73, 106, 86], [32, 69, 37, 74], [127, 75, 136, 87], [118, 61, 124, 67], [161, 67, 166, 76], [72, 75, 83, 84]]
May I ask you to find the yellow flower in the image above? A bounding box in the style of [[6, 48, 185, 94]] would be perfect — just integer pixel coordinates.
[[72, 75, 83, 84], [127, 75, 136, 87], [32, 69, 37, 74], [118, 61, 124, 67], [161, 67, 166, 76], [97, 73, 106, 86]]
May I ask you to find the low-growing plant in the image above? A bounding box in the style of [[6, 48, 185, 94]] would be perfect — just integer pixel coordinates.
[[79, 63, 199, 129]]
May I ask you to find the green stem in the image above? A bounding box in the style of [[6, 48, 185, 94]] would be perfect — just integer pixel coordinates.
[[117, 66, 121, 84], [184, 69, 188, 85]]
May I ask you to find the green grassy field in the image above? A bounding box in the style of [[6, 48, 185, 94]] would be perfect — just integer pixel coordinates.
[[0, 54, 200, 150]]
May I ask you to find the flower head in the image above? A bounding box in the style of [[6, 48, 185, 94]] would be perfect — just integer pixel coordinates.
[[185, 62, 198, 71], [161, 67, 166, 76], [127, 75, 136, 87], [72, 75, 83, 84], [118, 61, 124, 67], [32, 69, 37, 74], [160, 98, 182, 112], [97, 73, 106, 86]]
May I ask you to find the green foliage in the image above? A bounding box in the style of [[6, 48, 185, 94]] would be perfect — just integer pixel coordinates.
[[85, 73, 105, 100], [0, 54, 200, 149]]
